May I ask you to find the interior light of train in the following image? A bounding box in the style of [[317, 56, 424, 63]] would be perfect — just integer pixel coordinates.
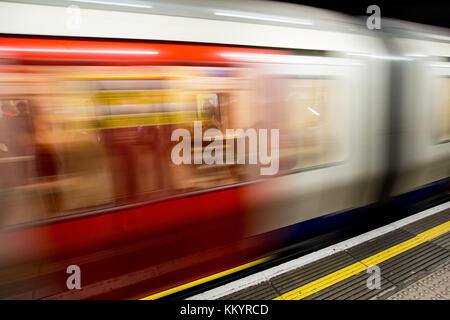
[[220, 52, 289, 63], [308, 107, 320, 116], [405, 53, 429, 57], [430, 63, 450, 68], [220, 53, 361, 66], [415, 32, 450, 41], [346, 53, 413, 61], [69, 0, 152, 9], [0, 47, 158, 55], [213, 10, 313, 26]]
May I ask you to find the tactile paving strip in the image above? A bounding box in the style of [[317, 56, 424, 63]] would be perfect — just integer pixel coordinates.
[[388, 282, 446, 300], [375, 242, 450, 286], [304, 272, 395, 300], [388, 263, 450, 300], [401, 210, 450, 235], [270, 251, 356, 295], [429, 233, 450, 250], [219, 281, 279, 300], [346, 228, 416, 260], [418, 263, 450, 298]]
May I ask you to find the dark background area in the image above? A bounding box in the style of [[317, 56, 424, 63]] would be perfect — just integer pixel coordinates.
[[273, 0, 449, 28]]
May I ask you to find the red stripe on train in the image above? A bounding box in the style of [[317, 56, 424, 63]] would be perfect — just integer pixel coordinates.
[[0, 37, 286, 63]]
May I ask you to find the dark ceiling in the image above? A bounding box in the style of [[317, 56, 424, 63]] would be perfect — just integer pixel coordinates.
[[273, 0, 449, 29]]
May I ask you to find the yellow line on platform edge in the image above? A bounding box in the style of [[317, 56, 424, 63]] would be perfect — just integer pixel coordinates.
[[140, 256, 273, 300], [274, 220, 450, 300]]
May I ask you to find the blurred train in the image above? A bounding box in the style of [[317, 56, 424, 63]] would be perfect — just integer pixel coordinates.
[[0, 0, 448, 299]]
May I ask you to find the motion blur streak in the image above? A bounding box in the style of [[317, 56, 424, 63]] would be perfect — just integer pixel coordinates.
[[0, 0, 448, 300], [69, 0, 153, 9]]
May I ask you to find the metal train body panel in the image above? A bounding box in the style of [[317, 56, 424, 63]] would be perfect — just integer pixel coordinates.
[[389, 32, 450, 196]]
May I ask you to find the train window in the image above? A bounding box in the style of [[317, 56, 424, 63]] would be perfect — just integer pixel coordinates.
[[35, 84, 114, 216], [170, 71, 260, 191], [71, 70, 188, 204], [0, 70, 116, 226], [0, 64, 296, 226], [435, 77, 450, 143], [54, 66, 255, 205], [280, 78, 347, 170], [0, 98, 44, 226]]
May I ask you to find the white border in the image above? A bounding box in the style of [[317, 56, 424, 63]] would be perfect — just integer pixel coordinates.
[[187, 201, 450, 300]]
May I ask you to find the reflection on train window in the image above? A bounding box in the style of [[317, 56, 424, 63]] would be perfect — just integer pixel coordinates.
[[197, 93, 220, 128], [0, 65, 261, 226], [0, 99, 43, 226], [435, 77, 450, 143], [0, 65, 348, 227], [282, 78, 347, 169]]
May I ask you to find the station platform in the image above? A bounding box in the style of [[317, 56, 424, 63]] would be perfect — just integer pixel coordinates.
[[186, 202, 450, 300]]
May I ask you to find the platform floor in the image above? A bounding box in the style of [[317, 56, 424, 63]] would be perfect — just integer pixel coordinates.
[[188, 203, 450, 300]]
